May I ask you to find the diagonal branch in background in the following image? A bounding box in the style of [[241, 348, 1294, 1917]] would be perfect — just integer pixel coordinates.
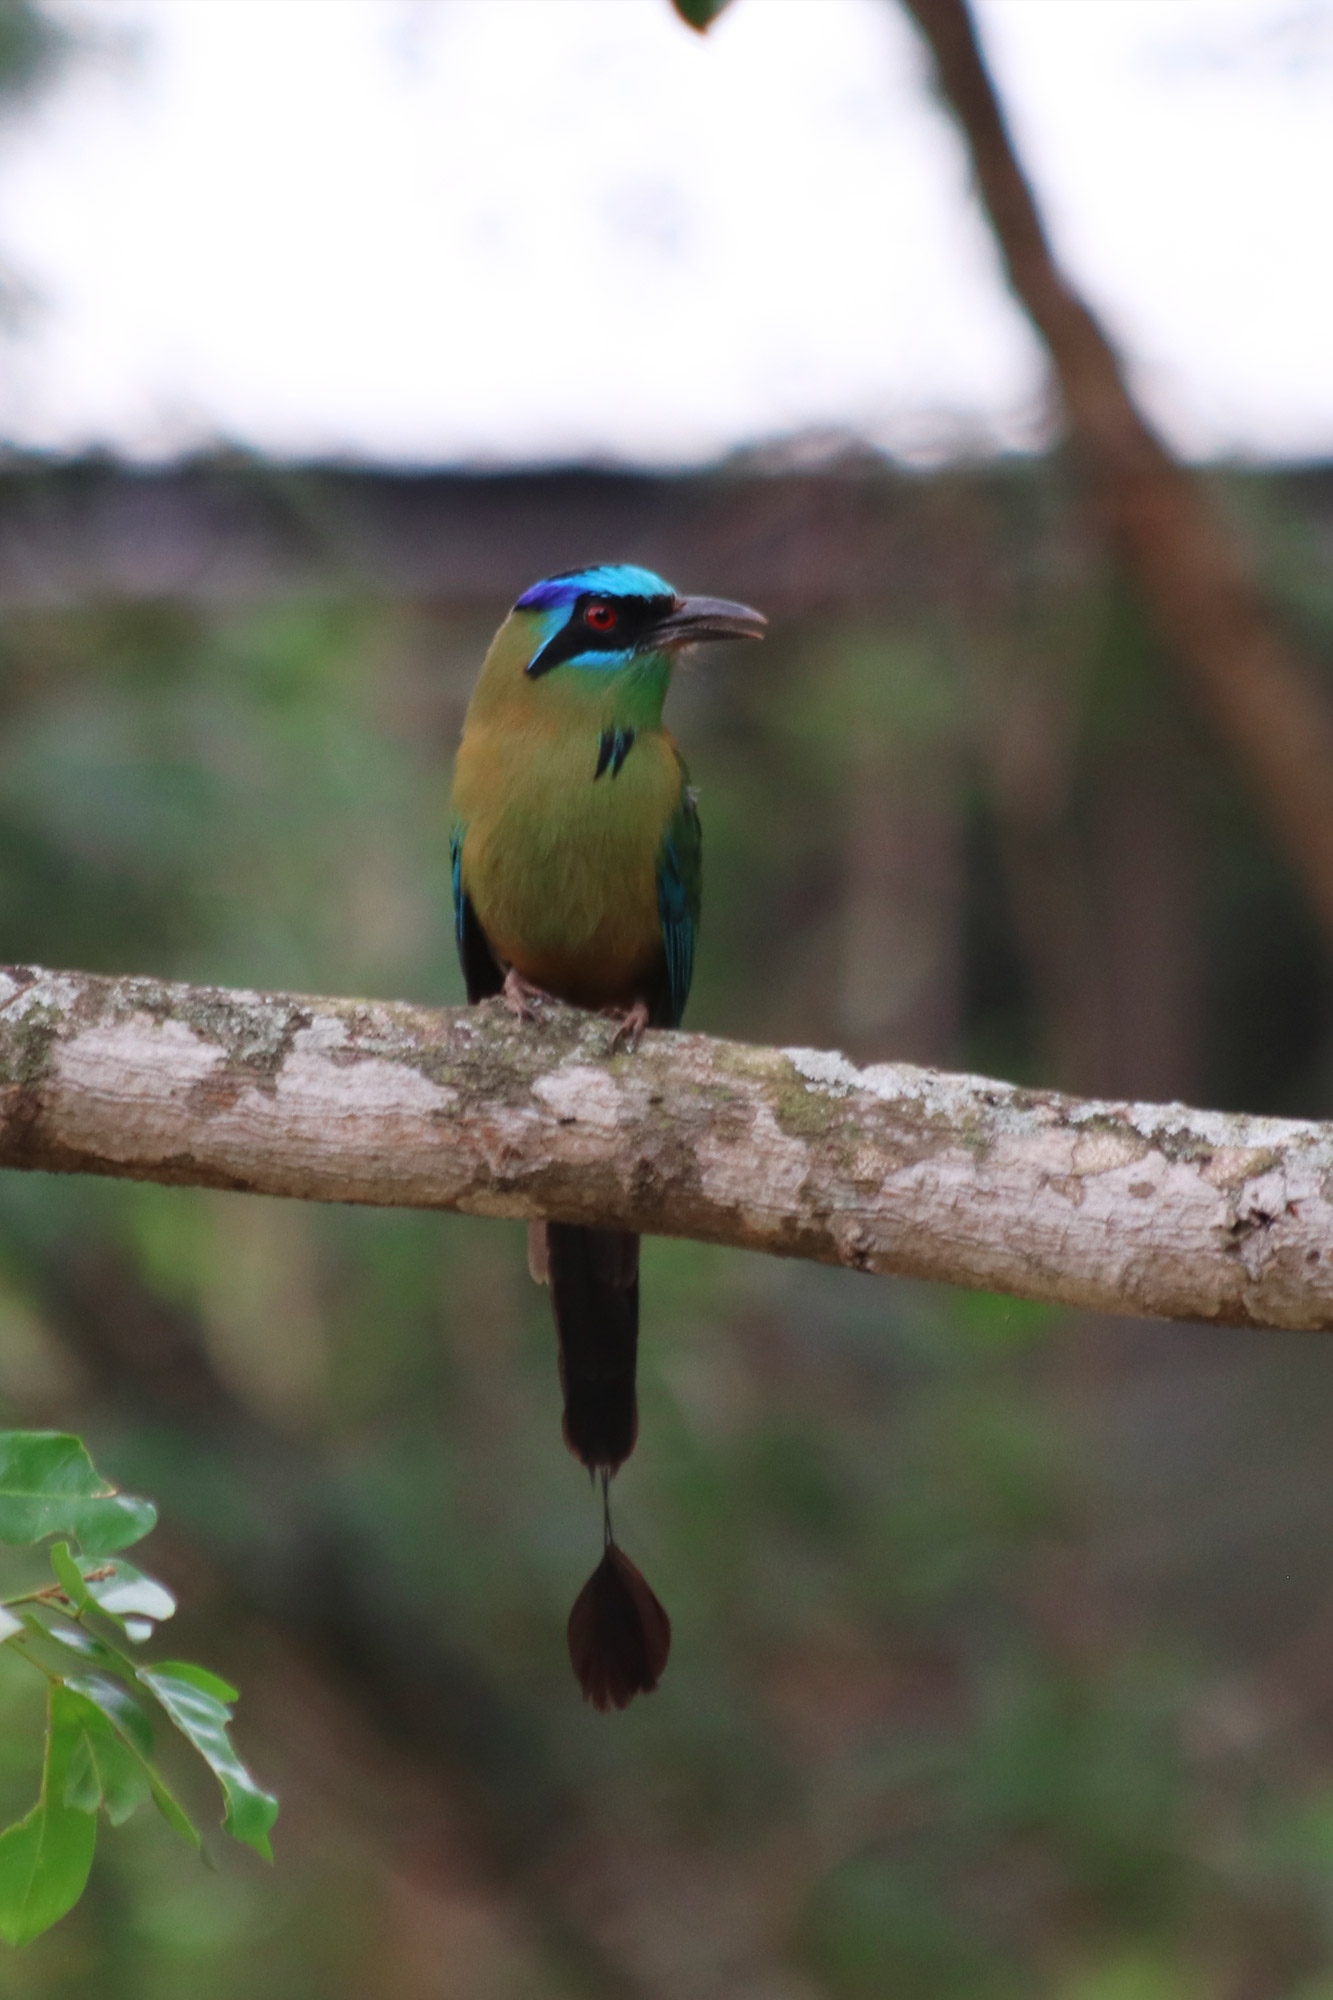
[[0, 964, 1331, 1332], [899, 0, 1333, 946]]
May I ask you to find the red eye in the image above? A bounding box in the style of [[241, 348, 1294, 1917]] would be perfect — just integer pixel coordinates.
[[585, 603, 618, 632]]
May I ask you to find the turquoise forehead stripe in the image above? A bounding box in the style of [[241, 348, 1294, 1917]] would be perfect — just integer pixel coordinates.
[[546, 646, 639, 676], [514, 563, 675, 611]]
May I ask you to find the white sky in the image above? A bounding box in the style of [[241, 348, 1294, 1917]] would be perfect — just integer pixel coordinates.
[[0, 0, 1325, 465]]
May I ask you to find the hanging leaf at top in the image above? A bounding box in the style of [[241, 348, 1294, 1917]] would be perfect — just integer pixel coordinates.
[[669, 0, 734, 31]]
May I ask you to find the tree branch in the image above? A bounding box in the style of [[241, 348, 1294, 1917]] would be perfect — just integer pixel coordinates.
[[899, 0, 1333, 946], [0, 964, 1330, 1331]]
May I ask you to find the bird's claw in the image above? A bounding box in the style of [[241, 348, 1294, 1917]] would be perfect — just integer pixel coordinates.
[[502, 967, 552, 1023], [604, 1000, 650, 1053]]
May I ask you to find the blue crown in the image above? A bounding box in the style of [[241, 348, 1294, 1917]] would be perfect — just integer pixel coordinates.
[[514, 564, 674, 612]]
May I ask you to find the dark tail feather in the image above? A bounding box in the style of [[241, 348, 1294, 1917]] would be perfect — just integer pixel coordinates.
[[544, 1230, 670, 1706], [568, 1537, 671, 1711], [546, 1223, 640, 1473]]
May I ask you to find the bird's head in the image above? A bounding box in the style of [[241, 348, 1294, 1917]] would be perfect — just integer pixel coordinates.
[[515, 563, 766, 679], [474, 564, 765, 725]]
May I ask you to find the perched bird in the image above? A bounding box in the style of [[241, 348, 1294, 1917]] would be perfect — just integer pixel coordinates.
[[450, 563, 766, 1707]]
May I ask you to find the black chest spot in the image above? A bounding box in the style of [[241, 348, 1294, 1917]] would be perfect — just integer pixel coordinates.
[[594, 728, 636, 780]]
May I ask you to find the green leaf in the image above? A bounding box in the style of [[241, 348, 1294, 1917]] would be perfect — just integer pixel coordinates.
[[0, 1604, 23, 1642], [75, 1556, 175, 1626], [64, 1672, 153, 1761], [0, 1687, 97, 1945], [61, 1734, 102, 1817], [669, 0, 733, 29], [50, 1541, 90, 1611], [59, 1692, 150, 1827], [142, 1769, 201, 1849], [154, 1660, 236, 1703], [0, 1434, 155, 1554], [139, 1665, 277, 1860], [30, 1616, 108, 1661], [64, 1673, 199, 1850]]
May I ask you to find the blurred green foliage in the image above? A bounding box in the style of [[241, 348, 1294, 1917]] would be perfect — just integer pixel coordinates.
[[0, 461, 1329, 1991], [0, 1433, 274, 1947]]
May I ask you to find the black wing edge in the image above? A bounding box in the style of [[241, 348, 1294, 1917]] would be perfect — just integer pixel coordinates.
[[452, 828, 505, 1003]]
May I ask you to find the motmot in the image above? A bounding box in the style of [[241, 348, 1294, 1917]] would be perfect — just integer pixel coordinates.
[[450, 564, 765, 1708]]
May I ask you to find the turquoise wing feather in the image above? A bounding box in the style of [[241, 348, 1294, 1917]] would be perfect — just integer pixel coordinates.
[[656, 776, 701, 1029]]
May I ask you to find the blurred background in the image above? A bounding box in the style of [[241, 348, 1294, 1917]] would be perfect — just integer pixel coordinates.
[[1, 1, 1333, 1995]]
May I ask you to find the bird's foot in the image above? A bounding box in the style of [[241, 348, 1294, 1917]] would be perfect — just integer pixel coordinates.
[[501, 967, 552, 1023], [603, 999, 650, 1052]]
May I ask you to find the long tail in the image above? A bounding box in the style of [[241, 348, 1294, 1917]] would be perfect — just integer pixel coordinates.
[[532, 1220, 671, 1707], [545, 1222, 640, 1472]]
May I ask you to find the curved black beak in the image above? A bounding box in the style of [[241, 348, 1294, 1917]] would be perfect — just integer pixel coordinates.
[[649, 594, 767, 649]]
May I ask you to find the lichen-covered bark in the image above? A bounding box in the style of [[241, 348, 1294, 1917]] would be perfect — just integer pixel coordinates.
[[0, 963, 1331, 1331]]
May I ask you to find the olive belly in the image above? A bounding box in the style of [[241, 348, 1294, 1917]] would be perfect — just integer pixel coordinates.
[[462, 783, 668, 1009]]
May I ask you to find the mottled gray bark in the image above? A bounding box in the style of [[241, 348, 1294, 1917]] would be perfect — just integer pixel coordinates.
[[1, 965, 1331, 1331]]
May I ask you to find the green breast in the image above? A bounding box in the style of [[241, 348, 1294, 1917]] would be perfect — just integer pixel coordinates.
[[452, 714, 684, 1008]]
